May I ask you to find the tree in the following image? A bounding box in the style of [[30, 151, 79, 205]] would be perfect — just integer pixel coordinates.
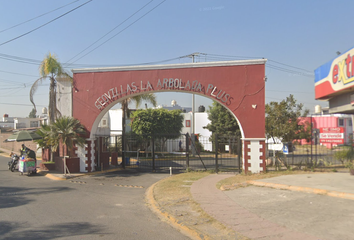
[[121, 94, 157, 137], [35, 116, 86, 162], [50, 116, 86, 156], [121, 93, 157, 166], [265, 94, 310, 143], [35, 124, 56, 162], [29, 108, 36, 118], [204, 101, 240, 154], [130, 108, 184, 155], [30, 52, 71, 123], [204, 101, 241, 137], [130, 108, 183, 137]]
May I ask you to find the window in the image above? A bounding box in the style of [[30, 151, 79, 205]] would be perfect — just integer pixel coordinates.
[[338, 119, 344, 127], [30, 121, 38, 127], [349, 119, 352, 127], [186, 120, 191, 127], [102, 119, 107, 126]]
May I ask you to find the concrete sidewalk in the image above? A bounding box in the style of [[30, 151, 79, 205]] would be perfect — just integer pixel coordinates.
[[247, 172, 354, 200], [191, 173, 354, 239]]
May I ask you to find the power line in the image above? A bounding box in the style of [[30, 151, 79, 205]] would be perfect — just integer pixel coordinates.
[[0, 50, 314, 80], [0, 55, 41, 65], [0, 51, 186, 69], [0, 0, 93, 47], [68, 0, 167, 64], [64, 56, 184, 69], [0, 69, 38, 77], [0, 0, 80, 34], [0, 78, 28, 85], [266, 89, 314, 94], [266, 64, 314, 78], [201, 53, 314, 77], [0, 102, 46, 107], [268, 59, 313, 73], [64, 0, 154, 66], [201, 53, 263, 59]]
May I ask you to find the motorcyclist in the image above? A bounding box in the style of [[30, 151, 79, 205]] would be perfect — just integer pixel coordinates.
[[20, 144, 29, 158]]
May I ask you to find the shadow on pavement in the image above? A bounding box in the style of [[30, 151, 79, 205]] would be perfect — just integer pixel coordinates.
[[89, 168, 174, 179], [0, 221, 108, 240], [0, 186, 72, 209]]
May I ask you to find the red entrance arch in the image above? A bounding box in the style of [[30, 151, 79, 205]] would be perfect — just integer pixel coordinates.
[[71, 60, 267, 173]]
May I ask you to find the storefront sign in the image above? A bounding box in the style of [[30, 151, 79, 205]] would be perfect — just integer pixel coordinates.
[[315, 46, 354, 99], [319, 127, 344, 144]]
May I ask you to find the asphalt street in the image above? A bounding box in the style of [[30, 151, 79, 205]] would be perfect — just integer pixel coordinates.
[[0, 155, 189, 240]]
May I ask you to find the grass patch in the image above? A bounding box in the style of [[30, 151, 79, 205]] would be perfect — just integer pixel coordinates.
[[154, 172, 209, 203]]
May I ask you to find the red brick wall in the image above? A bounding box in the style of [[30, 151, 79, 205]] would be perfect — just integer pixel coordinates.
[[54, 156, 80, 173], [0, 132, 38, 154]]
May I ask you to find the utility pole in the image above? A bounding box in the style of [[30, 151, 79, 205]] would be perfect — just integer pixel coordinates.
[[187, 52, 200, 155]]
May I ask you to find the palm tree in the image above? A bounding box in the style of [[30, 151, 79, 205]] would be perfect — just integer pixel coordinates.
[[121, 93, 157, 167], [50, 116, 86, 157], [35, 124, 55, 162], [35, 117, 86, 162], [30, 52, 71, 123]]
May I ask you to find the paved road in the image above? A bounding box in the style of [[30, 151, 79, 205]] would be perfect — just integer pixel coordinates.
[[0, 155, 189, 240]]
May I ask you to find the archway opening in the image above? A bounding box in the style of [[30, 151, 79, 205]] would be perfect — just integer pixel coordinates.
[[86, 91, 245, 173]]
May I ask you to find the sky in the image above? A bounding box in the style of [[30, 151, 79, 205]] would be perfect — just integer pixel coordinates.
[[0, 0, 353, 118]]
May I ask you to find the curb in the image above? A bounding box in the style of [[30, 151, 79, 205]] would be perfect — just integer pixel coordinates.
[[145, 181, 208, 240], [36, 170, 75, 181], [247, 180, 354, 201], [38, 167, 124, 181]]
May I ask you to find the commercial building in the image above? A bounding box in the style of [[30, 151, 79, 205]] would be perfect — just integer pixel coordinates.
[[315, 46, 354, 114]]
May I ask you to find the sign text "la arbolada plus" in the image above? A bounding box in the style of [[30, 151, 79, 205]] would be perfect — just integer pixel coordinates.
[[94, 78, 233, 110]]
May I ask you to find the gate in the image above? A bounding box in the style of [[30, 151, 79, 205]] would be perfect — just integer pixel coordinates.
[[111, 133, 242, 173]]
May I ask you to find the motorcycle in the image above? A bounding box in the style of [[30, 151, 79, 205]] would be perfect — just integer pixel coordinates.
[[8, 152, 19, 172]]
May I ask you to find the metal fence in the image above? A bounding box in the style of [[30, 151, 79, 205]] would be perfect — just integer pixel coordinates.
[[266, 141, 348, 170], [111, 133, 241, 173], [109, 133, 350, 172]]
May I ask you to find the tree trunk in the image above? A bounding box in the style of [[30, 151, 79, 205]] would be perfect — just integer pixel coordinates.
[[49, 77, 56, 124], [50, 149, 54, 162]]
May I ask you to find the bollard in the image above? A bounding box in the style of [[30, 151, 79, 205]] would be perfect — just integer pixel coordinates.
[[170, 167, 172, 176]]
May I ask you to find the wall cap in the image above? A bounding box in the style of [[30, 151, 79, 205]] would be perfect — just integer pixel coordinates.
[[72, 59, 267, 73]]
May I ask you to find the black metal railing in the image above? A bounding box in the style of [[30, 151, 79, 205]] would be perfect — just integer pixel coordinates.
[[108, 133, 241, 173]]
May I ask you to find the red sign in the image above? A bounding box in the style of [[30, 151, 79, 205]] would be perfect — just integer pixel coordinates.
[[319, 127, 344, 144]]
